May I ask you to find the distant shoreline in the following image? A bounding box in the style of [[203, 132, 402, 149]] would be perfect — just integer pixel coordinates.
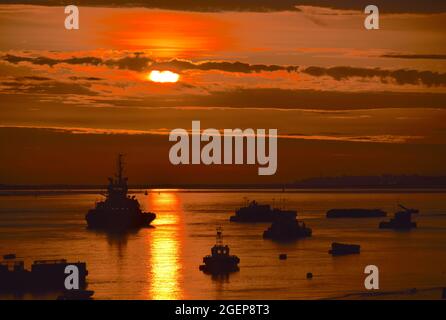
[[3, 175, 445, 191], [1, 185, 446, 195]]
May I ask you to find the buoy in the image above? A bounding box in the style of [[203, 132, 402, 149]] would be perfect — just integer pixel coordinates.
[[306, 272, 313, 279], [279, 254, 287, 260]]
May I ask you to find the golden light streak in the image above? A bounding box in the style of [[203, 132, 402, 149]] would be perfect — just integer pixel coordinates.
[[146, 191, 183, 299]]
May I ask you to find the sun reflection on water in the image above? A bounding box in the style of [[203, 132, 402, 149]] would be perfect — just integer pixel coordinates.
[[146, 190, 183, 299]]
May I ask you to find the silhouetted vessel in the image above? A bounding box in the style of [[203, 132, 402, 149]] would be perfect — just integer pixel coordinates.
[[0, 255, 88, 293], [327, 208, 386, 218], [86, 154, 156, 231], [199, 227, 240, 275], [230, 200, 296, 222], [379, 204, 418, 230], [329, 242, 360, 256], [263, 214, 312, 241]]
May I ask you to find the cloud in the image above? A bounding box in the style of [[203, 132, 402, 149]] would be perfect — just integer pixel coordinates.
[[15, 76, 52, 81], [381, 54, 446, 60], [0, 125, 169, 136], [292, 1, 446, 13], [104, 55, 153, 71], [103, 88, 446, 110], [150, 59, 299, 73], [0, 0, 300, 12], [3, 86, 443, 111], [2, 54, 122, 68], [1, 78, 96, 95], [0, 125, 421, 144], [68, 76, 104, 81], [302, 66, 446, 87], [2, 54, 299, 74], [2, 53, 154, 72], [4, 53, 445, 86], [1, 1, 445, 13], [284, 133, 422, 143]]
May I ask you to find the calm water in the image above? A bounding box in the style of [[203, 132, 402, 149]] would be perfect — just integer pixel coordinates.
[[0, 189, 445, 300]]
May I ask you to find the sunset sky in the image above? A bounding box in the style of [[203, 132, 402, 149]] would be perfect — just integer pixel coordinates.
[[0, 1, 445, 185]]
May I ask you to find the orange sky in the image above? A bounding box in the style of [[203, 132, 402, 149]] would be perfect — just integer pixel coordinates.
[[0, 5, 445, 184]]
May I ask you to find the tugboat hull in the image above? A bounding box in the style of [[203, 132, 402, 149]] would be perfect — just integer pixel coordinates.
[[86, 209, 156, 231], [199, 257, 240, 275]]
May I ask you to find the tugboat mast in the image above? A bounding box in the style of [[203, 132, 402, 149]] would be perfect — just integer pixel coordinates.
[[116, 153, 125, 184], [216, 226, 223, 246]]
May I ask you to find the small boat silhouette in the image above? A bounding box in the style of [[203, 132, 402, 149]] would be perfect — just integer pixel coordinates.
[[230, 200, 296, 223], [263, 214, 312, 242], [329, 242, 361, 256], [326, 208, 386, 218], [379, 204, 418, 230], [199, 227, 240, 275]]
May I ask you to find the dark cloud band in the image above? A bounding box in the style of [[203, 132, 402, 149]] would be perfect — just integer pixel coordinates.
[[1, 54, 299, 74], [3, 54, 445, 87], [381, 54, 446, 60], [1, 0, 445, 13], [302, 66, 446, 87]]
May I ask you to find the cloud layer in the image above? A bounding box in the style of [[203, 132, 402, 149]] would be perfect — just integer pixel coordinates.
[[3, 53, 446, 87], [2, 0, 446, 13], [302, 66, 446, 87], [2, 54, 299, 74]]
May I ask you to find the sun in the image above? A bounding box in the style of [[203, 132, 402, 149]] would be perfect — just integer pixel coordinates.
[[148, 70, 180, 83]]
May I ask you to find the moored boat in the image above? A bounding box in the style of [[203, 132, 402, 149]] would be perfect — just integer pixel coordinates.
[[263, 214, 312, 242], [199, 227, 240, 275], [230, 200, 296, 222], [326, 208, 387, 218], [0, 255, 88, 293], [329, 242, 361, 256], [379, 204, 418, 230]]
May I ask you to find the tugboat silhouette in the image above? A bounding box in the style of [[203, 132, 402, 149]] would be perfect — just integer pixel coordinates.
[[199, 227, 240, 276], [86, 154, 156, 231]]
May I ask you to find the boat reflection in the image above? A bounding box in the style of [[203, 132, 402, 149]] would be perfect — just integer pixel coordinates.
[[104, 231, 134, 260], [146, 190, 184, 299]]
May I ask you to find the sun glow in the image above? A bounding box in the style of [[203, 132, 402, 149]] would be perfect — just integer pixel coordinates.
[[148, 70, 180, 83]]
